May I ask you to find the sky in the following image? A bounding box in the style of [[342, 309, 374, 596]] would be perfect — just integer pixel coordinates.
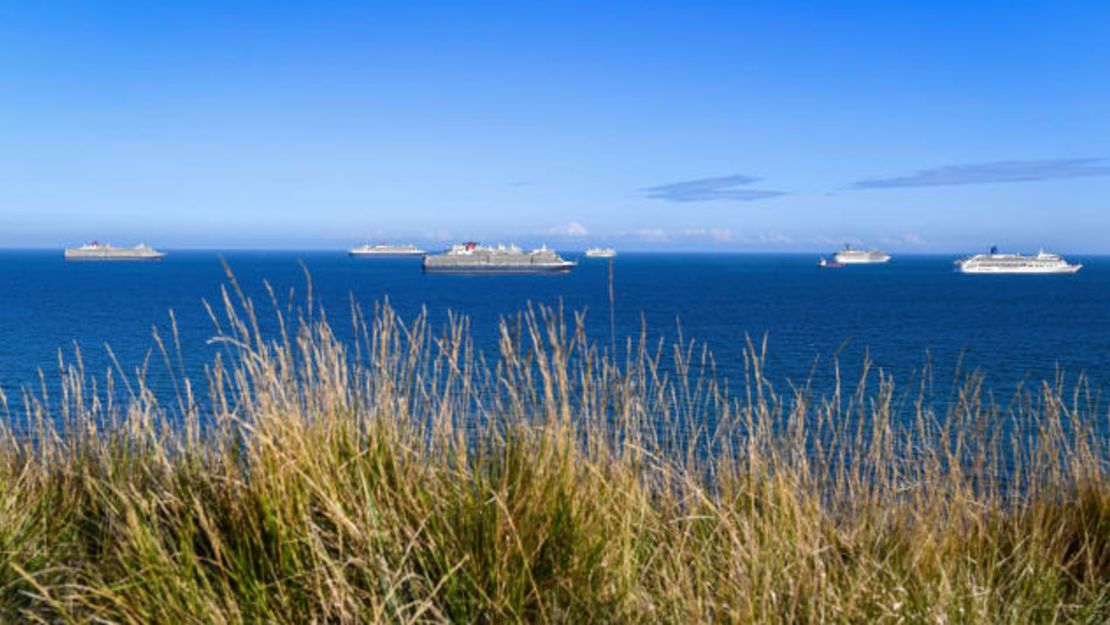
[[1, 1, 1109, 252]]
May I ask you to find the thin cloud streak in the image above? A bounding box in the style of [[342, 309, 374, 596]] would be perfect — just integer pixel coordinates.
[[853, 158, 1110, 189], [642, 174, 787, 202], [546, 221, 589, 237]]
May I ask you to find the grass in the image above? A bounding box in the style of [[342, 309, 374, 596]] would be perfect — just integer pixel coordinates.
[[0, 272, 1107, 623]]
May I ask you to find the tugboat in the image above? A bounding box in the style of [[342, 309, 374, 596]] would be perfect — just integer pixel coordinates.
[[818, 257, 844, 268]]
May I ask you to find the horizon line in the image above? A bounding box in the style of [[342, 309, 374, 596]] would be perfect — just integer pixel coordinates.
[[0, 246, 1105, 257]]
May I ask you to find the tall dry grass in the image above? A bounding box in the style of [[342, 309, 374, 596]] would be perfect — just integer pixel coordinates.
[[0, 272, 1107, 623]]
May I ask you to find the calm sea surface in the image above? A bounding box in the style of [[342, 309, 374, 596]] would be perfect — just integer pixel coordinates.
[[1, 250, 1108, 424]]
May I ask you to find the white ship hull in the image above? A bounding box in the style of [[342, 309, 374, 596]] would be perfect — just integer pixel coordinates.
[[833, 254, 890, 264], [64, 253, 165, 261], [957, 263, 1081, 274], [348, 250, 425, 257]]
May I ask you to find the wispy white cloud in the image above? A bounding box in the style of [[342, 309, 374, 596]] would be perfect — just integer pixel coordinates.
[[680, 227, 739, 243], [756, 231, 793, 244], [709, 228, 735, 243], [633, 228, 669, 242], [900, 232, 927, 247], [546, 221, 589, 237], [642, 174, 787, 202], [620, 227, 799, 247], [871, 233, 930, 250], [853, 158, 1110, 189], [422, 228, 454, 241]]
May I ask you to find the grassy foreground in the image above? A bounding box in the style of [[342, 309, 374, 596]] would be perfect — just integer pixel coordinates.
[[0, 278, 1109, 624]]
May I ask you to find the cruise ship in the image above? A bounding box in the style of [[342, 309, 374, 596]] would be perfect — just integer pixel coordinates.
[[423, 242, 576, 274], [348, 243, 425, 257], [955, 247, 1081, 274], [832, 243, 891, 264], [64, 242, 165, 261], [584, 247, 617, 259]]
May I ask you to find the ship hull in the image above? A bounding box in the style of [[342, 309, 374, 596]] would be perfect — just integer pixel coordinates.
[[422, 263, 575, 274], [64, 251, 165, 261], [833, 254, 890, 264], [957, 264, 1081, 274]]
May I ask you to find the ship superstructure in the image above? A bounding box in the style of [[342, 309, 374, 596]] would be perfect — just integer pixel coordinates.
[[956, 247, 1081, 274], [64, 242, 165, 261], [423, 242, 576, 273]]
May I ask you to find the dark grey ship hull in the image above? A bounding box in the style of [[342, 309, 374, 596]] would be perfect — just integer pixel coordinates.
[[422, 262, 575, 274]]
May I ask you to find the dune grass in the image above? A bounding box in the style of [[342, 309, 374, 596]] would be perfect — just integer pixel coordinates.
[[0, 275, 1108, 623]]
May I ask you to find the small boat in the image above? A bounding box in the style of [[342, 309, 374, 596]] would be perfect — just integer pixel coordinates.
[[818, 257, 844, 268]]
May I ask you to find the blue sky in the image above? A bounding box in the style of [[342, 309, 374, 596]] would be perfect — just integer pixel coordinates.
[[1, 1, 1108, 252]]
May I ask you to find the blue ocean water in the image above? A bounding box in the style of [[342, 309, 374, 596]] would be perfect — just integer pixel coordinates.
[[0, 250, 1107, 421]]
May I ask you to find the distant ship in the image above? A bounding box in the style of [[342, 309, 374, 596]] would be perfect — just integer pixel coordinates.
[[348, 243, 425, 257], [64, 242, 165, 261], [423, 242, 576, 274], [833, 243, 890, 264], [956, 247, 1081, 274], [584, 247, 617, 259]]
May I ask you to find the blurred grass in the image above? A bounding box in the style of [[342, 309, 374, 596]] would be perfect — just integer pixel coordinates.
[[0, 272, 1107, 623]]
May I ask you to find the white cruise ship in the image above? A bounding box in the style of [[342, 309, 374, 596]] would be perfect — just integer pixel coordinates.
[[956, 247, 1081, 274], [832, 243, 890, 264], [64, 242, 165, 261], [584, 247, 617, 258], [348, 243, 425, 257], [423, 242, 576, 273]]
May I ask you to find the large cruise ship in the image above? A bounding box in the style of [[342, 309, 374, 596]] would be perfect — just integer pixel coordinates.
[[832, 243, 891, 264], [584, 247, 617, 259], [423, 242, 576, 273], [64, 242, 165, 261], [348, 243, 425, 257], [956, 247, 1081, 274]]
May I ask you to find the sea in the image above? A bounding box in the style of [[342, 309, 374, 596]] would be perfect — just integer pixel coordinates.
[[1, 250, 1108, 430]]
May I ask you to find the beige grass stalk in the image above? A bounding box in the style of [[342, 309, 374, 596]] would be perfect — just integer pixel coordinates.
[[0, 273, 1106, 623]]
